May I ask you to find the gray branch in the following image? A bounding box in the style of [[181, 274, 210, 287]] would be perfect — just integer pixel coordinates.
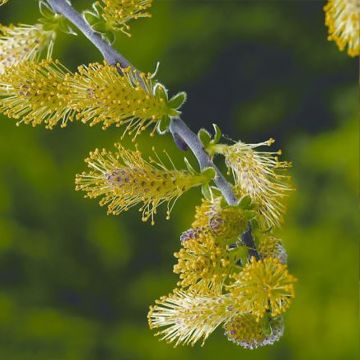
[[46, 0, 238, 206], [169, 118, 238, 205]]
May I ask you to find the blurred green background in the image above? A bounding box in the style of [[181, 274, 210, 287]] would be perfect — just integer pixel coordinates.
[[0, 0, 358, 359]]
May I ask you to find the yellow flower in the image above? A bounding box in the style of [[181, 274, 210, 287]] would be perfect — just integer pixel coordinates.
[[224, 314, 284, 349], [100, 0, 152, 35], [0, 59, 75, 128], [65, 62, 171, 138], [229, 257, 296, 320], [258, 235, 287, 264], [219, 139, 293, 228], [148, 289, 236, 346], [324, 0, 360, 57], [0, 23, 55, 74], [174, 228, 232, 294], [75, 144, 208, 224], [0, 1, 9, 6]]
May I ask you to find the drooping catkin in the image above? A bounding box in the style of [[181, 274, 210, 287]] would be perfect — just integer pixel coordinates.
[[65, 62, 171, 138], [75, 143, 208, 224]]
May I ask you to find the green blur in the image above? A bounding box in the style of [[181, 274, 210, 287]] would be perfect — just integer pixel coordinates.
[[0, 0, 358, 359]]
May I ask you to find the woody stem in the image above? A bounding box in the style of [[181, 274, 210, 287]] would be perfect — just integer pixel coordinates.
[[46, 0, 240, 208]]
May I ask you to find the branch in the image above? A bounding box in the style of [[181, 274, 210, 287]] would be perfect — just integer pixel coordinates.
[[241, 223, 260, 260], [169, 118, 238, 205], [46, 0, 238, 206]]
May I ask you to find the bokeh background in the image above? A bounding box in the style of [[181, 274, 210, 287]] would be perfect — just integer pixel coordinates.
[[0, 0, 358, 359]]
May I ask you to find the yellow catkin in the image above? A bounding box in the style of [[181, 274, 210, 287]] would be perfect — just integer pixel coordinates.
[[0, 1, 9, 6], [224, 314, 284, 349], [100, 0, 152, 35], [229, 257, 297, 320], [75, 144, 208, 224], [221, 139, 293, 228], [324, 0, 360, 57], [0, 23, 55, 74], [65, 62, 170, 138], [0, 59, 75, 128], [174, 229, 232, 294], [148, 289, 236, 347]]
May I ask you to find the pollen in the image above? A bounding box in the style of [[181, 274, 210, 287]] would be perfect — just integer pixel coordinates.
[[221, 139, 293, 228], [224, 314, 284, 349], [0, 23, 55, 74], [0, 59, 75, 128], [65, 62, 170, 138], [100, 0, 152, 35], [229, 257, 297, 320], [148, 289, 236, 347], [324, 0, 360, 57], [75, 143, 208, 224]]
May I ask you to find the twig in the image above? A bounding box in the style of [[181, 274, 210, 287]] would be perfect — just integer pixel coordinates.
[[46, 0, 238, 206]]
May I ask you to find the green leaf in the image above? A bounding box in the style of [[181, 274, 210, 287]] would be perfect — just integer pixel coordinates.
[[211, 123, 222, 144], [156, 115, 170, 135], [198, 128, 211, 147], [155, 83, 168, 101], [184, 157, 196, 173], [168, 92, 187, 110], [201, 184, 212, 201], [238, 195, 252, 209], [201, 167, 216, 181]]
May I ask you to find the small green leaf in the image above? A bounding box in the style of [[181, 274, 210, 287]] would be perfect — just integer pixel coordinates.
[[201, 167, 216, 181], [184, 157, 196, 173], [238, 195, 252, 209], [156, 115, 170, 135], [211, 123, 222, 144], [249, 217, 259, 230], [168, 91, 187, 110], [198, 128, 211, 147], [201, 184, 212, 201], [155, 83, 168, 101], [167, 108, 180, 117]]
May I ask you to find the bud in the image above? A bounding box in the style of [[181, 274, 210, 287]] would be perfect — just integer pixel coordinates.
[[209, 206, 247, 240], [148, 289, 235, 347], [65, 62, 171, 138], [75, 144, 208, 224], [229, 257, 296, 320], [0, 23, 55, 74], [224, 314, 284, 349], [324, 0, 360, 57], [0, 59, 74, 128]]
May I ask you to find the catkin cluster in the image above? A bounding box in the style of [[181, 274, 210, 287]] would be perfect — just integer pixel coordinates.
[[148, 196, 297, 348], [0, 0, 309, 351]]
